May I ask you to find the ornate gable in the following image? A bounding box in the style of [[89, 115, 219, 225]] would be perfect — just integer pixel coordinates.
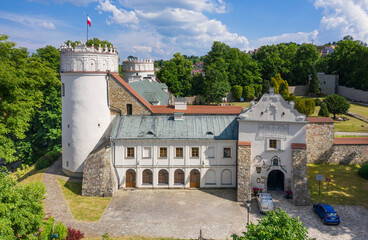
[[239, 89, 306, 122]]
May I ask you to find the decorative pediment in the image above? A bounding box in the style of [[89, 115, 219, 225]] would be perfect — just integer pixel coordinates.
[[239, 89, 306, 122]]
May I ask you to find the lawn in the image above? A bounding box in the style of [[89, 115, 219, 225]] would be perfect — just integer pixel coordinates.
[[11, 164, 45, 185], [58, 179, 111, 221], [308, 164, 368, 209], [349, 103, 368, 119], [229, 102, 250, 108], [333, 115, 368, 132]]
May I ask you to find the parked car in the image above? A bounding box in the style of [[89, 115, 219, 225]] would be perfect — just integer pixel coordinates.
[[313, 203, 340, 225], [256, 193, 275, 214]]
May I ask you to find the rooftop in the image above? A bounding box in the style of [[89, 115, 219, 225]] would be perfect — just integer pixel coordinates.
[[129, 80, 170, 105], [306, 117, 334, 123], [334, 137, 368, 145], [111, 115, 238, 140]]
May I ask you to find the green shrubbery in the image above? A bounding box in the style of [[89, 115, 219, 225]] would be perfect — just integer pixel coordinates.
[[35, 150, 61, 170], [358, 162, 368, 180], [40, 217, 68, 240]]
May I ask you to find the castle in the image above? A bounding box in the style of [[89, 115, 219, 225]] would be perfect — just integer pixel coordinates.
[[60, 41, 353, 206]]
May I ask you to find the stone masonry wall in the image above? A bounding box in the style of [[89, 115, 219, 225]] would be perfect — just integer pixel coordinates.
[[237, 145, 251, 202], [82, 142, 118, 197], [325, 145, 368, 164], [306, 122, 334, 163], [108, 77, 151, 116], [292, 149, 310, 206]]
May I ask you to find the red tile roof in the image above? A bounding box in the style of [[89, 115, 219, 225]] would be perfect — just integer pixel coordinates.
[[291, 143, 307, 149], [238, 141, 251, 146], [109, 72, 153, 112], [307, 117, 334, 123], [334, 137, 368, 145], [151, 105, 243, 115]]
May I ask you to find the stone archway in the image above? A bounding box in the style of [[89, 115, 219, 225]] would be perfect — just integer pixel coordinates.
[[267, 170, 284, 191]]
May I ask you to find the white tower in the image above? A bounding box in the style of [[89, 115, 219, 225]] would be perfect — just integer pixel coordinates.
[[60, 42, 119, 177], [122, 57, 155, 82]]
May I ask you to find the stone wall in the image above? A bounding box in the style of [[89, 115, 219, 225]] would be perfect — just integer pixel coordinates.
[[237, 144, 251, 202], [291, 148, 310, 206], [338, 85, 368, 103], [306, 122, 334, 163], [108, 77, 151, 116], [289, 85, 308, 96], [320, 144, 368, 164], [82, 142, 118, 197]]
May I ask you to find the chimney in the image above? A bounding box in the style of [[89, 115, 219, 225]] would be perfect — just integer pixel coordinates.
[[174, 97, 187, 110]]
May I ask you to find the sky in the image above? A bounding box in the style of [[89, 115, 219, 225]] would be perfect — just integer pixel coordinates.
[[1, 0, 368, 60]]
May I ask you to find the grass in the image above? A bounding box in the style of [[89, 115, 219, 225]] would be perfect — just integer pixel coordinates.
[[308, 164, 368, 209], [58, 179, 111, 221], [349, 103, 368, 119], [333, 114, 368, 132], [11, 164, 45, 185], [229, 102, 250, 108]]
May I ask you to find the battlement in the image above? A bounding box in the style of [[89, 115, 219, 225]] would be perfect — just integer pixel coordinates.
[[123, 58, 153, 63], [60, 41, 119, 73]]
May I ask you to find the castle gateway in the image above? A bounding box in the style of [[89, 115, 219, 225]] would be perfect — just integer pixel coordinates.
[[60, 42, 311, 205]]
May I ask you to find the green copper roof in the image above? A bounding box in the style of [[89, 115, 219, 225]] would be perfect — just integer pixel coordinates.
[[111, 115, 238, 140], [128, 80, 170, 105]]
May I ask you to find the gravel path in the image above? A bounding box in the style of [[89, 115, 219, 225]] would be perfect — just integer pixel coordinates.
[[43, 160, 368, 239]]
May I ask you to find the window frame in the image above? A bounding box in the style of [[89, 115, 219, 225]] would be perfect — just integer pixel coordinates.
[[159, 147, 168, 158], [223, 147, 231, 158], [175, 147, 184, 158], [266, 139, 284, 151], [174, 169, 185, 184], [191, 147, 199, 158], [126, 147, 135, 158], [158, 169, 169, 185], [142, 169, 153, 184]]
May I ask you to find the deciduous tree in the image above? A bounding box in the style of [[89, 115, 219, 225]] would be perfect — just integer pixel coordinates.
[[324, 94, 350, 119]]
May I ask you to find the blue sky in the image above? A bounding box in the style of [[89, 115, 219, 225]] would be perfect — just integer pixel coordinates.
[[1, 0, 368, 60]]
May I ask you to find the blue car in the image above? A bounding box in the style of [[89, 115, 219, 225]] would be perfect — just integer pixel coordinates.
[[313, 203, 340, 225]]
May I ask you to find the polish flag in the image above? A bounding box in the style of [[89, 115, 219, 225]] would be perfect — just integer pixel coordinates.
[[87, 16, 92, 27]]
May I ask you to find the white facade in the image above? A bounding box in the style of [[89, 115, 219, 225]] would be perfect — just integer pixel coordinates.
[[60, 42, 119, 176], [122, 59, 155, 82], [238, 90, 307, 191], [113, 139, 237, 188]]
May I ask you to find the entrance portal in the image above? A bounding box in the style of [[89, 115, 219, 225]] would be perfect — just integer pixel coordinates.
[[190, 169, 200, 188], [126, 169, 136, 188], [267, 170, 284, 191]]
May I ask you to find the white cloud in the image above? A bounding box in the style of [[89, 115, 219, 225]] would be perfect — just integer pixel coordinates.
[[132, 45, 152, 53], [256, 30, 318, 46], [0, 11, 57, 30], [97, 0, 138, 26], [53, 0, 98, 6]]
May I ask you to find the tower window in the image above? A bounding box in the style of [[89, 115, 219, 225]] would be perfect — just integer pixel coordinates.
[[127, 104, 132, 115]]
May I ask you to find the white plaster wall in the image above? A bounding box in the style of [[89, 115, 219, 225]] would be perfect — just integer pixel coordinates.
[[113, 139, 237, 188], [121, 61, 155, 82], [60, 52, 119, 73], [61, 72, 111, 175], [238, 121, 306, 190]]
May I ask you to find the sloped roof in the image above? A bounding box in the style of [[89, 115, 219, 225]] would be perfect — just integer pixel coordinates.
[[111, 115, 238, 140], [151, 105, 243, 115], [129, 80, 170, 105]]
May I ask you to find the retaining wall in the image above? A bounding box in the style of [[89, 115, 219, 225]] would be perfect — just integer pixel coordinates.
[[337, 85, 368, 103]]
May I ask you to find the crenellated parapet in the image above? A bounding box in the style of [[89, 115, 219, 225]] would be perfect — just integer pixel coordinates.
[[60, 41, 119, 73], [121, 57, 155, 82]]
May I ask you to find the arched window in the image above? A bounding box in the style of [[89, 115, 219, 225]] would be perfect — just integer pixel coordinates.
[[205, 169, 216, 185], [221, 169, 232, 185], [158, 169, 169, 184], [272, 156, 280, 166], [174, 169, 184, 184], [142, 169, 153, 184]]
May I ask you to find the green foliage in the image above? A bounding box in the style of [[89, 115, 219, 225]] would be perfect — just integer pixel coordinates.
[[35, 150, 61, 170], [191, 73, 205, 96], [102, 232, 111, 239], [0, 167, 45, 239], [358, 162, 368, 180], [40, 217, 55, 240], [270, 77, 279, 93], [232, 85, 243, 100], [318, 102, 330, 117], [243, 85, 255, 100], [55, 222, 68, 240], [314, 98, 322, 106], [279, 79, 290, 99], [309, 66, 320, 95], [324, 94, 350, 118], [231, 209, 309, 240], [156, 53, 193, 97], [40, 217, 68, 240], [294, 43, 320, 85], [262, 80, 271, 94], [295, 99, 316, 116]]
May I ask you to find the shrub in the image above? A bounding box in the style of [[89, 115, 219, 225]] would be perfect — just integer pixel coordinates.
[[318, 102, 330, 117], [314, 98, 322, 106], [358, 162, 368, 180], [40, 217, 55, 240], [66, 227, 84, 240], [243, 85, 255, 100], [36, 150, 61, 170], [295, 98, 316, 116], [55, 222, 68, 240], [324, 94, 350, 119], [232, 85, 243, 101]]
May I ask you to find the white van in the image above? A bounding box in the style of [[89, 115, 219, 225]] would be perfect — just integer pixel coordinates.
[[256, 193, 275, 214]]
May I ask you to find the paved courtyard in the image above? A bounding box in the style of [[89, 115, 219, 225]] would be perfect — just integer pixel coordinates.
[[44, 160, 368, 239]]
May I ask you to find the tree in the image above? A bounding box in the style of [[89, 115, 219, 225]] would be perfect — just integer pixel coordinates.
[[318, 102, 330, 117], [295, 99, 316, 116], [243, 85, 255, 100], [324, 94, 350, 119], [0, 168, 46, 239], [232, 209, 309, 240], [309, 66, 320, 95], [293, 43, 320, 85], [271, 73, 289, 99], [232, 85, 243, 101], [191, 72, 206, 96], [156, 53, 192, 97]]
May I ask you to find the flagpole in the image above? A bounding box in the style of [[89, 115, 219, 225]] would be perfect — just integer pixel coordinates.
[[87, 15, 89, 43]]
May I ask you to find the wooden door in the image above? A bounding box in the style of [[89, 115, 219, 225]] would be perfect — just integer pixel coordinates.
[[126, 170, 136, 188], [190, 170, 200, 188]]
